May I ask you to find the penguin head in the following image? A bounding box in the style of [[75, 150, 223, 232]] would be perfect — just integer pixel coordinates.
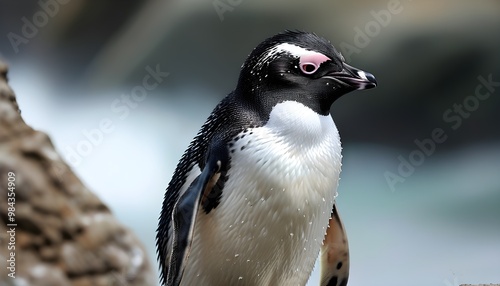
[[236, 30, 377, 116]]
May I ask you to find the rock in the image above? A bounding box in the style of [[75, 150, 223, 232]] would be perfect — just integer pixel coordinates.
[[0, 60, 156, 285]]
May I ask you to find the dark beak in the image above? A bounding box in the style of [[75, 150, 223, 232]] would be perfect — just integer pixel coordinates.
[[324, 63, 377, 90]]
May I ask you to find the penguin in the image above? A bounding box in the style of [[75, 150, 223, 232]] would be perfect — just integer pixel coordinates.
[[156, 30, 376, 286]]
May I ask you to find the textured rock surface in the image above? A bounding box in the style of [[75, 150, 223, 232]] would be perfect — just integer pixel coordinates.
[[0, 61, 156, 285]]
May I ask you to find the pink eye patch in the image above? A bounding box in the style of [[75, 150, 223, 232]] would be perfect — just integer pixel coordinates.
[[299, 53, 330, 74]]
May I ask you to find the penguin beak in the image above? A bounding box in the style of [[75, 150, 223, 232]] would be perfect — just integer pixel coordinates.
[[324, 63, 377, 90]]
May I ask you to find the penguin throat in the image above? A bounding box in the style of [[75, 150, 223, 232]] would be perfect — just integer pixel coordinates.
[[266, 100, 337, 146]]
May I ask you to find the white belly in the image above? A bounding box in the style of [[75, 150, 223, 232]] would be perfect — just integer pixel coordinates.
[[182, 101, 342, 286]]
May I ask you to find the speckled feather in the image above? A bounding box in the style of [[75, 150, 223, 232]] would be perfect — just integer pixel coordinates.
[[156, 93, 261, 283]]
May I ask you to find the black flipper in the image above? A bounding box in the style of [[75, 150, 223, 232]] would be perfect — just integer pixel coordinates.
[[166, 139, 229, 286]]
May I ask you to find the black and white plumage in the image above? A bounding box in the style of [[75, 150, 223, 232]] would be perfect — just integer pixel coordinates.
[[156, 30, 376, 286]]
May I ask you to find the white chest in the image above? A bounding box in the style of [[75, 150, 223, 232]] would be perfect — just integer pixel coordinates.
[[183, 101, 342, 286]]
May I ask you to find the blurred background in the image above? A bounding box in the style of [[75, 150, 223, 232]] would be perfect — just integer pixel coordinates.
[[1, 0, 499, 285]]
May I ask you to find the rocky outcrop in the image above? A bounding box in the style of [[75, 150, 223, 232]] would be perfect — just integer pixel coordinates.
[[0, 61, 156, 285]]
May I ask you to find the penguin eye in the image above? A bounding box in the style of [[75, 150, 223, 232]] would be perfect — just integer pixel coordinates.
[[298, 52, 330, 75], [300, 63, 319, 74]]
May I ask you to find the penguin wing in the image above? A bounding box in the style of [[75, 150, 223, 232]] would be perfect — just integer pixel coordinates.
[[320, 203, 350, 286], [164, 138, 230, 286]]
